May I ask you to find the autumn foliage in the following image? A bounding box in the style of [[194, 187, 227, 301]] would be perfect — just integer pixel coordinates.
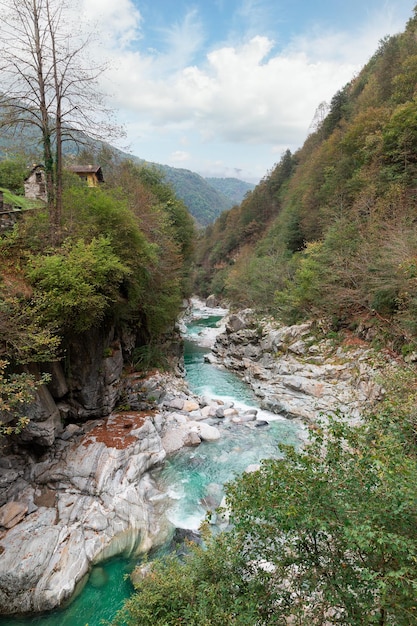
[[195, 9, 417, 351]]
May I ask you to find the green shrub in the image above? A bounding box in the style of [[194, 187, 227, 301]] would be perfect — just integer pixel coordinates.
[[114, 386, 417, 625], [371, 287, 399, 315], [26, 236, 130, 332], [0, 359, 50, 436], [0, 157, 28, 194]]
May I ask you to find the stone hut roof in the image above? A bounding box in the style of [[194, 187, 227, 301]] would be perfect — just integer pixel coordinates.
[[24, 164, 44, 181]]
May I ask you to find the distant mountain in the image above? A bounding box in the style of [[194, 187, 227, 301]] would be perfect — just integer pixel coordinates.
[[205, 177, 254, 206], [0, 121, 252, 226], [160, 166, 231, 226]]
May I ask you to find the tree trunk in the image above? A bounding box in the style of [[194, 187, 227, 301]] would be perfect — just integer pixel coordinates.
[[32, 0, 58, 245]]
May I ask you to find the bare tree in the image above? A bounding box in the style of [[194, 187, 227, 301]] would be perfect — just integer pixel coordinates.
[[309, 101, 330, 135], [0, 0, 120, 243]]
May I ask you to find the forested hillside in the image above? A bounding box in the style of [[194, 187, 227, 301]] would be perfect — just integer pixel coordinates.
[[0, 160, 195, 378], [160, 166, 231, 225], [204, 177, 255, 207], [195, 8, 417, 353]]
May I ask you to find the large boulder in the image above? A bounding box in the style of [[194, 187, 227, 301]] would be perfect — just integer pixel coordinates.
[[226, 311, 253, 333], [0, 413, 166, 615], [205, 294, 218, 308], [189, 421, 221, 442]]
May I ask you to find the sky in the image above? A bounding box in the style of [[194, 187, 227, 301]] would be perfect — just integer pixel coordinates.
[[80, 0, 416, 182]]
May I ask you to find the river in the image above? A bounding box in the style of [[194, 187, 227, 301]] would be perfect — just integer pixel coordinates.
[[0, 303, 303, 626]]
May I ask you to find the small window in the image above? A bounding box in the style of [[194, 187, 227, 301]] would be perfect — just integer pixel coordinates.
[[36, 172, 42, 183]]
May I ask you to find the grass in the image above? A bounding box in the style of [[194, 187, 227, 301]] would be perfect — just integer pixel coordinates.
[[0, 187, 44, 211]]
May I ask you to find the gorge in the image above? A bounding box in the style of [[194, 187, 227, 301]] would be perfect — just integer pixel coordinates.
[[0, 297, 390, 625]]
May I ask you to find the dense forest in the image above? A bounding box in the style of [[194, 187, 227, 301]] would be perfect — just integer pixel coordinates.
[[0, 159, 195, 429], [195, 8, 417, 354], [112, 9, 417, 625]]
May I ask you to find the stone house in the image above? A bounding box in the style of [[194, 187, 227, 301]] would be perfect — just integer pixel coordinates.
[[24, 163, 104, 202], [24, 164, 47, 202]]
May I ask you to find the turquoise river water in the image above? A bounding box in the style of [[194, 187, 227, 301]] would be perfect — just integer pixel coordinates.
[[0, 308, 303, 626]]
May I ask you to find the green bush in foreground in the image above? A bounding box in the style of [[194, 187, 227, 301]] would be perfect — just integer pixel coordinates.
[[112, 530, 262, 626], [113, 378, 417, 625], [26, 236, 130, 332]]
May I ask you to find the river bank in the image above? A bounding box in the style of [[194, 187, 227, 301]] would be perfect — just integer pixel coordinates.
[[209, 307, 388, 425], [0, 298, 391, 619]]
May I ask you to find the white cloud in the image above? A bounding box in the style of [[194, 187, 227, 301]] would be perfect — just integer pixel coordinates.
[[290, 5, 409, 66], [80, 0, 142, 50], [171, 150, 191, 162], [75, 0, 415, 177], [105, 33, 357, 149], [157, 9, 205, 70]]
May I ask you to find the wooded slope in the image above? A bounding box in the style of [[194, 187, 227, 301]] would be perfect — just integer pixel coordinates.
[[195, 9, 417, 353]]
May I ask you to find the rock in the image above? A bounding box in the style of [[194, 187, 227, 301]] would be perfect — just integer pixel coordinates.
[[0, 469, 20, 489], [58, 423, 82, 441], [245, 464, 261, 473], [212, 316, 384, 427], [0, 415, 166, 615], [189, 422, 221, 442], [226, 314, 248, 333], [34, 487, 56, 508], [288, 340, 307, 355], [183, 400, 200, 412], [238, 413, 257, 423], [173, 413, 188, 425], [215, 407, 225, 418], [188, 410, 206, 421], [0, 508, 61, 613], [254, 420, 269, 427], [201, 405, 213, 418], [19, 411, 62, 448], [204, 353, 218, 364], [89, 566, 109, 589], [205, 295, 218, 308], [172, 527, 202, 546], [165, 397, 184, 411], [215, 495, 230, 526], [42, 362, 69, 399], [161, 427, 187, 454], [152, 413, 164, 433], [184, 431, 201, 447], [0, 501, 28, 529], [63, 326, 125, 420]]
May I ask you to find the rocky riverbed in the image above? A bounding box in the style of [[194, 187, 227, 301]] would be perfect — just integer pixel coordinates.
[[0, 365, 276, 616], [0, 301, 392, 616], [209, 308, 387, 425]]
